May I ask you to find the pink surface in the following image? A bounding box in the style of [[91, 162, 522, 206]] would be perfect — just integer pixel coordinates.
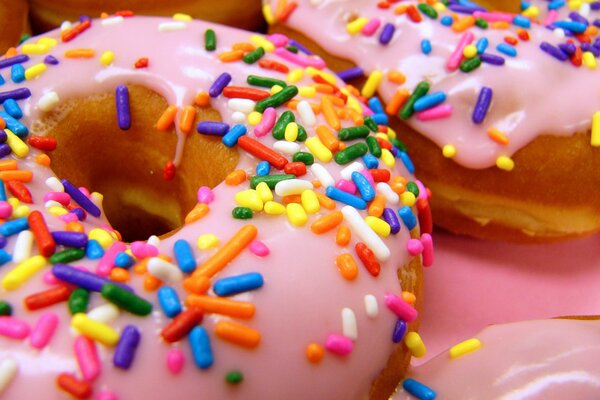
[[417, 230, 600, 364]]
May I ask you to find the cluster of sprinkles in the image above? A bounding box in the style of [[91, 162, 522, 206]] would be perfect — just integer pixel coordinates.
[[266, 0, 600, 172], [0, 10, 434, 400]]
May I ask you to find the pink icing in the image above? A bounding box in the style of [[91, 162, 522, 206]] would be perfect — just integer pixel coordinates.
[[0, 16, 423, 400]]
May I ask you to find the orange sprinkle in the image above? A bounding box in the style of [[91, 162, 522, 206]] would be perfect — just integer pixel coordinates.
[[195, 92, 210, 107], [312, 180, 322, 189], [316, 124, 340, 152], [156, 105, 178, 131], [491, 21, 510, 30], [368, 194, 386, 217], [320, 96, 340, 131], [35, 154, 51, 167], [110, 267, 130, 283], [306, 343, 325, 363], [336, 225, 351, 246], [100, 12, 109, 18], [311, 210, 343, 234], [386, 89, 410, 115], [487, 127, 510, 145], [314, 83, 335, 94], [187, 295, 255, 319], [232, 42, 256, 52], [343, 84, 360, 98], [325, 94, 345, 108], [65, 221, 85, 233], [335, 253, 359, 280], [394, 4, 409, 14], [275, 0, 288, 20], [194, 225, 258, 278], [0, 117, 5, 130], [346, 108, 364, 126], [452, 16, 476, 33], [185, 203, 209, 224], [338, 142, 347, 151], [225, 169, 247, 186], [0, 160, 18, 171], [218, 49, 244, 62], [586, 25, 599, 37], [402, 291, 417, 305], [387, 70, 406, 84], [390, 181, 407, 195], [315, 192, 336, 210], [143, 273, 162, 292], [182, 275, 211, 294], [0, 170, 32, 182], [64, 48, 96, 58], [179, 105, 197, 135], [4, 47, 17, 58], [214, 320, 261, 348], [133, 259, 148, 275], [282, 194, 302, 204]]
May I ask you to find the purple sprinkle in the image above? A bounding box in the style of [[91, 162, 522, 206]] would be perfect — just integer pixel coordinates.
[[392, 320, 408, 343], [0, 88, 31, 103], [115, 85, 130, 130], [114, 325, 141, 369], [208, 72, 232, 98], [448, 4, 481, 13], [390, 146, 399, 157], [337, 67, 364, 82], [51, 231, 89, 248], [558, 42, 577, 55], [61, 179, 101, 218], [70, 208, 86, 221], [79, 15, 91, 23], [288, 39, 313, 55], [52, 264, 132, 292], [540, 41, 568, 61], [568, 11, 589, 25], [44, 55, 59, 65], [0, 130, 6, 144], [592, 2, 600, 10], [382, 207, 401, 234], [0, 236, 7, 249], [0, 55, 29, 70], [379, 23, 396, 45], [0, 144, 11, 159], [581, 43, 600, 57], [594, 19, 600, 28], [472, 86, 492, 124], [479, 53, 505, 65], [196, 121, 230, 136]]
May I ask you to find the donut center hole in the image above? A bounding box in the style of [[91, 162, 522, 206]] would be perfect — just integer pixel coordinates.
[[40, 85, 239, 242]]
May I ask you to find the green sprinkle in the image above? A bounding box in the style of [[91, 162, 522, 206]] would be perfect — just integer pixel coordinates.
[[272, 111, 295, 140], [391, 138, 408, 152], [363, 116, 379, 132], [399, 81, 430, 120], [417, 3, 438, 19], [243, 47, 265, 64], [250, 174, 295, 189], [406, 182, 420, 197], [101, 283, 153, 316], [68, 288, 90, 315], [49, 248, 85, 264], [0, 301, 12, 316], [366, 136, 382, 157], [204, 29, 216, 51], [459, 56, 482, 73], [475, 18, 489, 29], [19, 33, 31, 45], [247, 75, 287, 88], [255, 85, 299, 113], [297, 124, 307, 142], [232, 207, 253, 219], [293, 152, 314, 165], [285, 46, 299, 53], [338, 126, 370, 141], [225, 370, 244, 384], [334, 143, 368, 165]]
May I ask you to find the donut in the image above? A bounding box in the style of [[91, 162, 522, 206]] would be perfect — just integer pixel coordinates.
[[0, 15, 430, 400], [28, 0, 264, 33], [265, 0, 600, 242], [392, 318, 600, 399], [0, 0, 30, 55]]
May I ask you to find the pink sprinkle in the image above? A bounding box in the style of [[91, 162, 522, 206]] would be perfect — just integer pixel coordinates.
[[360, 170, 375, 186], [59, 213, 79, 223], [96, 241, 127, 277], [274, 48, 326, 69], [336, 179, 357, 194], [97, 390, 119, 400], [30, 312, 59, 349], [43, 192, 71, 205], [167, 348, 185, 374], [197, 186, 215, 204], [544, 9, 558, 26], [325, 334, 353, 356], [406, 239, 424, 256], [130, 241, 158, 259], [416, 180, 428, 200], [362, 18, 381, 36], [78, 187, 91, 197], [267, 33, 288, 47], [415, 104, 453, 121], [75, 336, 101, 382], [472, 11, 514, 22], [0, 316, 30, 339], [249, 240, 270, 257], [421, 233, 434, 267], [0, 201, 12, 219], [43, 270, 60, 285], [254, 107, 277, 137], [385, 294, 418, 322], [446, 31, 474, 71]]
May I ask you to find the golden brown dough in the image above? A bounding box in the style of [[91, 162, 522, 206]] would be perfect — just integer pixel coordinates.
[[0, 0, 30, 54]]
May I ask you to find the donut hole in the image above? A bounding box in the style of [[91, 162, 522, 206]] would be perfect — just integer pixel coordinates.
[[39, 85, 238, 242]]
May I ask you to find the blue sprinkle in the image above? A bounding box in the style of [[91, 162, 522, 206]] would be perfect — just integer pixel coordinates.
[[197, 121, 230, 136], [173, 239, 196, 273], [208, 72, 232, 98], [351, 171, 376, 202], [256, 161, 270, 176], [158, 286, 182, 318], [392, 319, 408, 343], [114, 252, 134, 269], [520, 1, 531, 10], [189, 326, 214, 369], [398, 206, 417, 230], [368, 97, 385, 114], [413, 92, 446, 112], [113, 325, 141, 370], [458, 0, 485, 9], [0, 249, 12, 266], [399, 151, 415, 174], [0, 74, 4, 86], [337, 66, 364, 82], [362, 154, 379, 169], [382, 208, 401, 234], [553, 20, 587, 33], [213, 272, 264, 297], [496, 43, 517, 57], [0, 180, 6, 201], [3, 99, 22, 119], [0, 112, 28, 137], [548, 0, 566, 10], [222, 124, 247, 147], [86, 240, 104, 259], [421, 39, 432, 55], [0, 217, 28, 237], [512, 15, 531, 28], [441, 15, 453, 26], [379, 23, 396, 45], [403, 378, 437, 400], [325, 186, 367, 209], [10, 64, 25, 83], [475, 37, 488, 54], [371, 113, 388, 125]]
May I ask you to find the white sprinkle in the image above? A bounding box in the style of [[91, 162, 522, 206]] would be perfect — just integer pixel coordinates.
[[364, 294, 379, 318], [310, 163, 335, 187], [553, 28, 565, 39], [340, 161, 364, 180], [274, 179, 313, 196], [12, 230, 33, 263], [148, 257, 183, 282], [101, 16, 124, 26], [297, 100, 316, 127], [60, 21, 72, 32], [341, 206, 390, 261], [580, 3, 591, 17], [44, 200, 62, 209], [0, 358, 18, 394], [87, 303, 120, 324], [158, 21, 187, 32], [37, 91, 60, 112], [376, 182, 399, 204], [231, 111, 247, 124], [45, 177, 64, 192], [228, 99, 256, 114], [342, 308, 358, 340], [147, 235, 161, 248], [273, 140, 300, 155]]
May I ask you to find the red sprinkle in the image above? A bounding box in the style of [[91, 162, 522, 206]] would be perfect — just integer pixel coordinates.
[[27, 136, 57, 151], [370, 169, 391, 182], [61, 20, 91, 43], [6, 180, 32, 203], [406, 5, 422, 23], [277, 1, 299, 22], [355, 242, 380, 276], [163, 160, 176, 181], [28, 210, 56, 257], [283, 162, 307, 177], [115, 10, 135, 17], [575, 33, 591, 44], [375, 137, 393, 150], [416, 197, 433, 235], [222, 86, 270, 101], [56, 373, 93, 399], [517, 28, 530, 41], [571, 46, 583, 67], [25, 285, 72, 311], [258, 59, 290, 73], [378, 1, 391, 9], [161, 309, 204, 343], [134, 57, 149, 69], [237, 136, 288, 170], [504, 36, 518, 46]]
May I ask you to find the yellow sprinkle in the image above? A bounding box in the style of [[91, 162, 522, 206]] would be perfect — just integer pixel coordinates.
[[521, 5, 540, 17], [5, 129, 29, 158], [298, 86, 316, 98], [405, 332, 427, 358], [90, 192, 103, 207], [463, 44, 478, 58], [568, 0, 582, 9], [287, 68, 304, 83], [375, 133, 389, 142], [306, 67, 337, 85], [271, 85, 284, 94], [172, 13, 192, 21], [345, 94, 363, 114], [197, 234, 219, 250], [234, 189, 263, 211], [386, 126, 397, 140], [256, 182, 274, 202], [284, 122, 299, 141], [7, 198, 18, 208], [442, 144, 456, 158], [100, 50, 115, 66], [433, 2, 447, 12], [21, 43, 50, 55], [305, 137, 333, 162], [496, 155, 515, 171], [2, 255, 47, 291], [591, 111, 600, 146], [71, 313, 120, 346], [301, 190, 320, 214], [286, 203, 308, 226], [380, 148, 396, 167], [37, 37, 57, 48], [449, 338, 482, 359], [400, 191, 416, 207], [263, 4, 275, 25], [361, 70, 383, 98], [12, 205, 29, 219], [25, 63, 47, 80], [48, 206, 68, 216], [263, 200, 286, 215], [88, 228, 115, 248], [582, 51, 597, 69], [247, 111, 262, 126], [365, 216, 391, 237], [346, 17, 369, 35], [250, 34, 274, 52]]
